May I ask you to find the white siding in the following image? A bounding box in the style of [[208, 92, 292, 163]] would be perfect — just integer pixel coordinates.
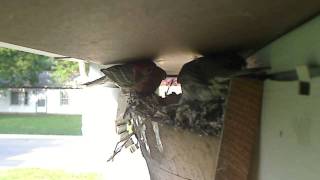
[[0, 89, 82, 115], [0, 90, 37, 113], [46, 89, 83, 115]]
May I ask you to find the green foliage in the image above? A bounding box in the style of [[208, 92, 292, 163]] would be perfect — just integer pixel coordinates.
[[0, 48, 80, 87], [0, 48, 52, 87], [51, 60, 79, 84]]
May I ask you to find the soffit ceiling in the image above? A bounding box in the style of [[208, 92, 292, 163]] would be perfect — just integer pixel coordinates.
[[0, 0, 319, 73]]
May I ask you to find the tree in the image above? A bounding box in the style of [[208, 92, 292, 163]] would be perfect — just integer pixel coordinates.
[[51, 60, 79, 84], [0, 48, 52, 87], [0, 48, 80, 87]]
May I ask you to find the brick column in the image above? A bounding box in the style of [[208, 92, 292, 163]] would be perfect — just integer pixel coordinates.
[[215, 78, 264, 180]]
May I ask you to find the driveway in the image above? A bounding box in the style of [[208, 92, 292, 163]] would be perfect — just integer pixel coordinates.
[[0, 134, 150, 179], [0, 134, 106, 173]]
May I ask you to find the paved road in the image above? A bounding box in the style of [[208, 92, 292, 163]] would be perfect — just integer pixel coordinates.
[[0, 134, 106, 172], [0, 134, 150, 179]]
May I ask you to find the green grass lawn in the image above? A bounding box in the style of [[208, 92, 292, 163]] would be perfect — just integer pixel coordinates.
[[0, 114, 82, 135], [0, 168, 101, 180]]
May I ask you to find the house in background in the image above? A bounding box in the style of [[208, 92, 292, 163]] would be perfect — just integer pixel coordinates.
[[0, 65, 85, 115], [0, 87, 82, 114]]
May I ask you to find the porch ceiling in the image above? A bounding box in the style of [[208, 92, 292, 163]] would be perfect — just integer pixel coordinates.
[[0, 0, 319, 73]]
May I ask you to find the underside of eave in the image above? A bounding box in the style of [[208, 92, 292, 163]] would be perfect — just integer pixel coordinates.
[[0, 1, 319, 73]]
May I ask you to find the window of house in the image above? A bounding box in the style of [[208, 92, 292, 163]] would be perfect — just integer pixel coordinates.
[[24, 91, 29, 105], [60, 91, 69, 105], [37, 99, 46, 107], [10, 91, 19, 105], [10, 90, 29, 105]]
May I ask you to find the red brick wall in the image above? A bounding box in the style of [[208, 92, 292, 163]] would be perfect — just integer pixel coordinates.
[[215, 78, 264, 180]]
